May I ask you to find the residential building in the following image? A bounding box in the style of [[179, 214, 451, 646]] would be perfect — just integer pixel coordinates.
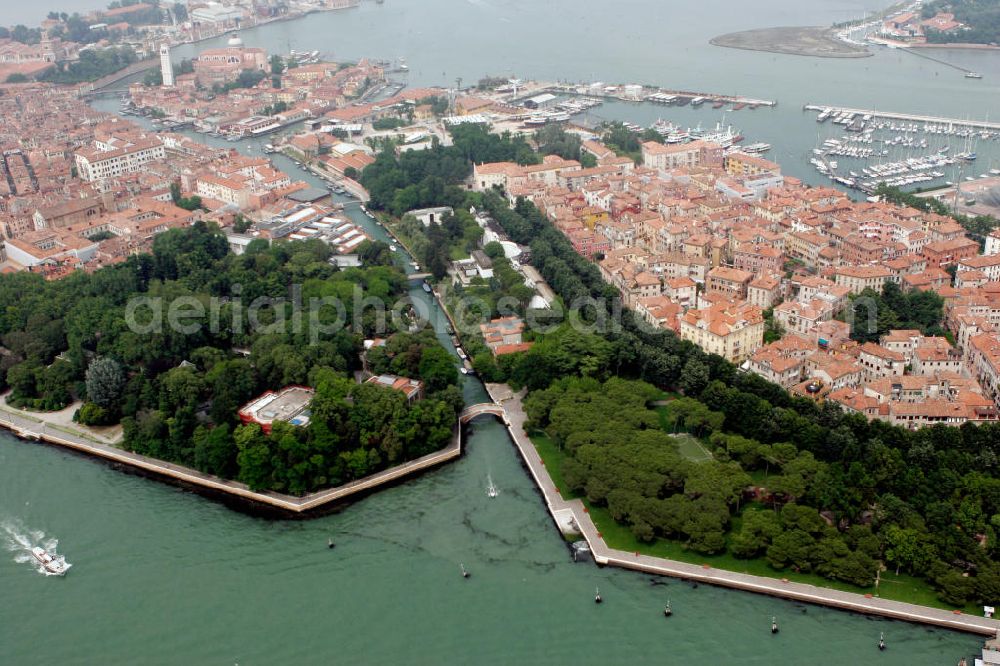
[[679, 300, 764, 363], [75, 136, 166, 182], [365, 374, 424, 403]]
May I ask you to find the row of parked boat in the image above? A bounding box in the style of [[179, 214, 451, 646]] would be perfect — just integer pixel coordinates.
[[817, 108, 1000, 142], [869, 120, 1000, 142], [650, 119, 746, 148], [522, 97, 602, 126]]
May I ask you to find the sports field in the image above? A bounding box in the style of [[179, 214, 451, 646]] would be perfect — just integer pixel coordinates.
[[670, 433, 713, 462]]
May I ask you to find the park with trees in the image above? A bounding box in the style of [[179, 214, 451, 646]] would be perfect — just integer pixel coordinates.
[[0, 222, 462, 496], [40, 46, 139, 84], [845, 281, 947, 344]]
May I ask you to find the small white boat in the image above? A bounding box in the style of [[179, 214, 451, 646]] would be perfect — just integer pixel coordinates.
[[487, 474, 499, 498], [389, 244, 398, 252], [31, 547, 68, 576]]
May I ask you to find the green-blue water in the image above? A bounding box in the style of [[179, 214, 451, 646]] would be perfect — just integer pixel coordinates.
[[0, 419, 986, 664]]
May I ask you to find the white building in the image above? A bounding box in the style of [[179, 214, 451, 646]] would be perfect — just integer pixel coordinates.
[[622, 84, 643, 100], [985, 229, 1000, 256], [160, 43, 174, 87], [405, 206, 453, 227], [74, 137, 166, 182], [191, 4, 244, 24]]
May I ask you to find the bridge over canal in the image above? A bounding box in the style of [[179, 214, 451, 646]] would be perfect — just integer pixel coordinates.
[[459, 403, 506, 424]]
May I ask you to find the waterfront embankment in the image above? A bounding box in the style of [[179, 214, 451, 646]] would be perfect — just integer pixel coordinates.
[[482, 382, 1000, 637], [710, 27, 872, 58], [0, 403, 467, 514]]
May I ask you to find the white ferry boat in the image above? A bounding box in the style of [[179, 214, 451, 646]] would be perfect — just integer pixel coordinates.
[[31, 547, 68, 576], [741, 142, 771, 154], [694, 122, 742, 148]]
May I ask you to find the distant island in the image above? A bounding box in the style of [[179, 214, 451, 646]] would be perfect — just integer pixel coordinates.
[[710, 26, 871, 58]]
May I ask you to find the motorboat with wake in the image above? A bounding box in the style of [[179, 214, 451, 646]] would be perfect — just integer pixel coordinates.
[[31, 547, 68, 576]]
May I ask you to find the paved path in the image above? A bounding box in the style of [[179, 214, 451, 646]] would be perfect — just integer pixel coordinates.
[[0, 408, 461, 514], [484, 383, 1000, 637], [0, 398, 121, 445]]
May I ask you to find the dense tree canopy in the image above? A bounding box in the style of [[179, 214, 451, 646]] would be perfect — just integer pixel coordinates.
[[847, 281, 946, 343], [923, 0, 1000, 44], [40, 46, 138, 84], [0, 223, 462, 495]]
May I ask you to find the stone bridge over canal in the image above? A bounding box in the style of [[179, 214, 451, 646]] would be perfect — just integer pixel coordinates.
[[459, 403, 506, 424]]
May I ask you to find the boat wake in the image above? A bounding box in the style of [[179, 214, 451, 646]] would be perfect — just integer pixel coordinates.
[[1, 518, 71, 576]]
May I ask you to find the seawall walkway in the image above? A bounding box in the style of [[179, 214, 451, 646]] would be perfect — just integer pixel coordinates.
[[0, 405, 468, 514], [481, 383, 1000, 637]]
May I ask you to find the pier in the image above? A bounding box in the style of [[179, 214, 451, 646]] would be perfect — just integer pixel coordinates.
[[545, 82, 776, 108], [650, 88, 776, 107], [901, 47, 977, 75], [804, 104, 1000, 131], [484, 382, 1000, 637]]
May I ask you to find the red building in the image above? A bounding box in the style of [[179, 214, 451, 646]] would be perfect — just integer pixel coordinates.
[[922, 237, 979, 269]]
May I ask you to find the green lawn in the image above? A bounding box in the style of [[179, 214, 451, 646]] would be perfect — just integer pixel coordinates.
[[527, 431, 977, 613], [655, 406, 674, 432], [656, 406, 713, 462], [530, 432, 575, 498]]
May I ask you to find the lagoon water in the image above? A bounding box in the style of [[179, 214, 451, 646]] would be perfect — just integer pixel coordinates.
[[0, 418, 987, 665], [164, 0, 1000, 184], [3, 1, 999, 663]]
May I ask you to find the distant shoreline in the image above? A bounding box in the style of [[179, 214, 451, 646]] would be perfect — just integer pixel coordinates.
[[912, 43, 1000, 51], [710, 26, 872, 59]]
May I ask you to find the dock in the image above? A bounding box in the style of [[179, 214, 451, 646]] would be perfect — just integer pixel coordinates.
[[545, 82, 776, 108], [650, 88, 776, 107], [804, 104, 1000, 131], [482, 382, 1000, 637]]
